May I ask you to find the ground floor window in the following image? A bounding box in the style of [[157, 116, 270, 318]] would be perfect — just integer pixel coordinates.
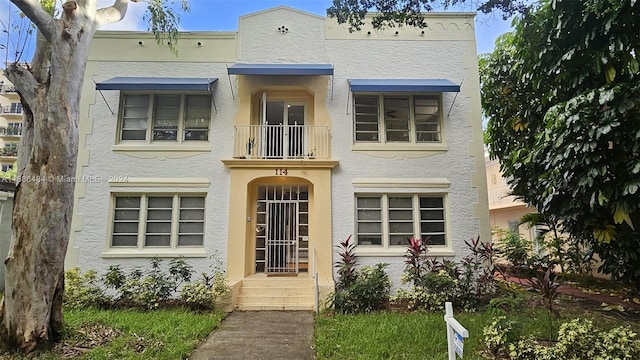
[[111, 194, 205, 249], [355, 194, 446, 248]]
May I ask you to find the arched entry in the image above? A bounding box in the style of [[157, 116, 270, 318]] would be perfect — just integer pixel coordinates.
[[255, 184, 309, 274]]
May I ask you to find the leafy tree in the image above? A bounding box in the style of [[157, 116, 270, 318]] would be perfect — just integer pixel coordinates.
[[1, 0, 187, 354], [327, 0, 530, 31], [0, 163, 17, 180], [483, 0, 640, 287]]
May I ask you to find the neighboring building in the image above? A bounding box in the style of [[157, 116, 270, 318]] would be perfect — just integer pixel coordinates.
[[68, 7, 489, 310], [485, 154, 538, 241], [0, 73, 21, 173]]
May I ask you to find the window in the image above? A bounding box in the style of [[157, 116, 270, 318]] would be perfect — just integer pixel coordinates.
[[354, 94, 441, 143], [356, 194, 446, 247], [507, 220, 519, 231], [1, 143, 18, 157], [119, 94, 211, 142], [111, 194, 205, 249]]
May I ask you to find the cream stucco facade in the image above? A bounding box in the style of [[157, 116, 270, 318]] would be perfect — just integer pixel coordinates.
[[485, 154, 538, 240], [68, 7, 489, 310]]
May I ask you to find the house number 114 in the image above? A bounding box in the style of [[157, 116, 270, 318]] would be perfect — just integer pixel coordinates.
[[275, 168, 288, 175]]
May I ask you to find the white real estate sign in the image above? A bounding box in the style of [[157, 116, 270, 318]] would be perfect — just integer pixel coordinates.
[[444, 302, 469, 359]]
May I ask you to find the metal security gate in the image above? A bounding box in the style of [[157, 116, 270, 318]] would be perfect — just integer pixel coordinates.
[[266, 201, 298, 273], [255, 185, 309, 274]]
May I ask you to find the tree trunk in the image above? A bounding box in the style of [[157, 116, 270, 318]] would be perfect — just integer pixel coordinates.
[[0, 1, 96, 353]]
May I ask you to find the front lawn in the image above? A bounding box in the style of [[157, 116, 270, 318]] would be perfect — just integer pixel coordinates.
[[314, 295, 640, 360], [0, 308, 225, 360]]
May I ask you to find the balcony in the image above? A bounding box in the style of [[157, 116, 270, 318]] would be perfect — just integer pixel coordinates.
[[0, 126, 22, 137], [0, 85, 17, 94], [233, 124, 329, 159], [0, 105, 22, 115], [0, 148, 18, 158]]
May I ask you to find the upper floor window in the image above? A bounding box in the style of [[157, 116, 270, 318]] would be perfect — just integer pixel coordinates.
[[354, 94, 441, 143], [120, 94, 211, 143]]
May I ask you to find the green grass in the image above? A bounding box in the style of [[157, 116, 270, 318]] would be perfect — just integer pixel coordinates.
[[0, 308, 225, 360], [64, 308, 225, 360], [314, 305, 637, 360]]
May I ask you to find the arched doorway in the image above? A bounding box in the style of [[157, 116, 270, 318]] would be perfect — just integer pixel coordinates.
[[255, 184, 309, 274]]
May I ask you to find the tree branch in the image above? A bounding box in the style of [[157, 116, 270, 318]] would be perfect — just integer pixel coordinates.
[[31, 31, 51, 84], [4, 64, 39, 106], [96, 0, 139, 27], [9, 0, 56, 43]]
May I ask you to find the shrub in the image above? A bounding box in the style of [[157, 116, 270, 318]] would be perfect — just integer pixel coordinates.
[[333, 263, 390, 314], [335, 235, 357, 290], [483, 317, 640, 360], [331, 238, 390, 314], [398, 270, 458, 311], [404, 237, 428, 286], [181, 254, 230, 311], [483, 316, 521, 358], [103, 257, 193, 310], [394, 236, 498, 312], [493, 228, 532, 271], [64, 268, 109, 309]]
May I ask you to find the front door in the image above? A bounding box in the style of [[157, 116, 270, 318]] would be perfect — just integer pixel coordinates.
[[255, 185, 309, 274], [266, 201, 298, 273]]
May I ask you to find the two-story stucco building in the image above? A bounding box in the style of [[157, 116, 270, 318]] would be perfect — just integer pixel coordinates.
[[67, 7, 489, 310]]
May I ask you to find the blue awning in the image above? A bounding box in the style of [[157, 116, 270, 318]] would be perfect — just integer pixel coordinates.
[[227, 64, 334, 76], [349, 79, 460, 92], [95, 77, 218, 91]]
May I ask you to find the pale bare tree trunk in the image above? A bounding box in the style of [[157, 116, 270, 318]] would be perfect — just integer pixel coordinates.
[[0, 0, 128, 353], [0, 0, 159, 353]]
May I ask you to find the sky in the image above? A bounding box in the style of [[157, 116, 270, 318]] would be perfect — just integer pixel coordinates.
[[1, 0, 515, 64]]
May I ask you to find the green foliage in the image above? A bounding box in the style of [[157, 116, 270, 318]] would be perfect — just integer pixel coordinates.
[[0, 163, 16, 180], [332, 263, 391, 314], [64, 268, 110, 309], [326, 0, 529, 32], [103, 258, 193, 310], [393, 271, 458, 311], [493, 227, 532, 269], [485, 318, 640, 360], [145, 0, 190, 54], [483, 316, 521, 358], [332, 235, 390, 314], [393, 236, 497, 311], [483, 0, 640, 287], [180, 254, 230, 311]]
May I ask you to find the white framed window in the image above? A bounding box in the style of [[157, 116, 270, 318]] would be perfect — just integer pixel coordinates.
[[355, 194, 446, 248], [111, 194, 205, 249], [353, 94, 442, 143], [119, 93, 211, 143]]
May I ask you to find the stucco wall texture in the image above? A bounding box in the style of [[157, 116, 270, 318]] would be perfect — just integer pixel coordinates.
[[70, 7, 489, 287]]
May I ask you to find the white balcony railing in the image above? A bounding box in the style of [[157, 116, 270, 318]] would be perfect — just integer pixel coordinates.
[[234, 124, 329, 159], [0, 85, 17, 94], [0, 105, 22, 115]]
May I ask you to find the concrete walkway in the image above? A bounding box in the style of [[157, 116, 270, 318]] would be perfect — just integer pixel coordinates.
[[189, 311, 315, 360]]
